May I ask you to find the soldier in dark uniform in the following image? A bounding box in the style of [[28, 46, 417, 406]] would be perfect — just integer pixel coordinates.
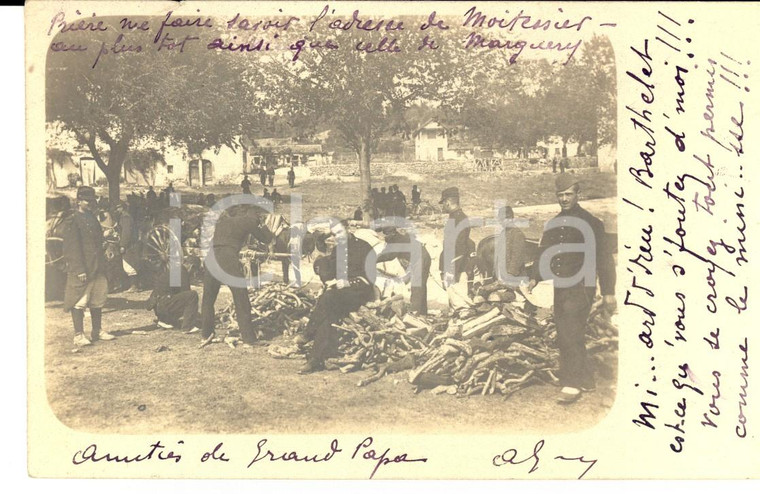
[[393, 184, 407, 218], [298, 226, 376, 373], [287, 166, 296, 188], [411, 185, 421, 207], [241, 174, 252, 194], [377, 227, 431, 315], [200, 206, 272, 346], [147, 261, 200, 333], [63, 186, 116, 347], [258, 167, 267, 186], [271, 188, 282, 206], [378, 187, 388, 217], [263, 188, 271, 200], [438, 187, 475, 308], [267, 165, 275, 187], [528, 174, 616, 403], [146, 186, 157, 212]]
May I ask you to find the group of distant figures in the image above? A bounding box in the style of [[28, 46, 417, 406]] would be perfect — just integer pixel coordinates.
[[240, 165, 297, 205], [356, 184, 422, 221]]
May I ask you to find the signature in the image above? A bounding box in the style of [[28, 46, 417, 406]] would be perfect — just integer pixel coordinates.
[[492, 439, 597, 479]]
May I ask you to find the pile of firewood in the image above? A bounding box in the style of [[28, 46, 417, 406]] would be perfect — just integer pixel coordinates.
[[322, 288, 618, 398], [325, 294, 438, 374], [217, 283, 317, 339]]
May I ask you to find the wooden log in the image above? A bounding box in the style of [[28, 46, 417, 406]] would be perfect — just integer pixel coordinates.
[[462, 314, 508, 339], [461, 307, 501, 333], [510, 342, 551, 362]]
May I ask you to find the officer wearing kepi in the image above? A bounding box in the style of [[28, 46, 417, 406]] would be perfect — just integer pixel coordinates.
[[439, 186, 475, 309], [199, 205, 272, 347], [63, 186, 117, 347], [528, 174, 616, 403]]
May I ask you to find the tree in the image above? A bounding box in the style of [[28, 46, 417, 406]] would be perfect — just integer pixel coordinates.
[[261, 16, 458, 210], [444, 35, 616, 159], [46, 16, 262, 203], [579, 35, 617, 154]]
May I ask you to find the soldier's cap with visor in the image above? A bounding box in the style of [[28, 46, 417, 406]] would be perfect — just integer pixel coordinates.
[[439, 186, 460, 204], [555, 173, 580, 193], [76, 186, 97, 202]]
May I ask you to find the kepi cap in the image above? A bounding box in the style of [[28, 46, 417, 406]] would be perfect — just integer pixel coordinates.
[[439, 186, 460, 204], [76, 186, 97, 201], [555, 173, 579, 192]]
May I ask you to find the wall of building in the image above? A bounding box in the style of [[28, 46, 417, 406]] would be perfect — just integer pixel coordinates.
[[415, 128, 448, 161]]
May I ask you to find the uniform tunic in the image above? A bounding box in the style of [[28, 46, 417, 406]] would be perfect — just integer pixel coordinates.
[[531, 204, 615, 389], [439, 208, 474, 279], [63, 210, 108, 310], [148, 264, 199, 330], [201, 213, 270, 344], [305, 234, 376, 366]]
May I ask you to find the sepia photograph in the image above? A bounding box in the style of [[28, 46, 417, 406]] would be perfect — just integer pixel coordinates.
[[41, 5, 619, 436], [28, 0, 760, 481]]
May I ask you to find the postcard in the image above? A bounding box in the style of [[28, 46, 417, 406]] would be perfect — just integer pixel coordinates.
[[26, 0, 759, 479]]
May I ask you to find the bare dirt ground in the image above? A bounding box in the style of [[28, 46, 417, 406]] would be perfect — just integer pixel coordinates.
[[44, 168, 618, 435]]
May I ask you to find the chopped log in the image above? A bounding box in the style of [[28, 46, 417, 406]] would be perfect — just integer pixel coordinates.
[[461, 314, 507, 339]]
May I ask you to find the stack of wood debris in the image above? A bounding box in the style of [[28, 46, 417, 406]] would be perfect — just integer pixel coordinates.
[[325, 285, 617, 398], [217, 283, 317, 342]]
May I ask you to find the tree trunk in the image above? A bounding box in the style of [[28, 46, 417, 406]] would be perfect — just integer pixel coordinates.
[[103, 145, 128, 206], [358, 135, 372, 215], [83, 129, 130, 207], [590, 109, 600, 157]]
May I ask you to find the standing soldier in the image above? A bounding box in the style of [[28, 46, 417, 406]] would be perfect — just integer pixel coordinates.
[[63, 186, 116, 347], [200, 206, 272, 347], [394, 184, 407, 218], [439, 187, 475, 309], [241, 173, 252, 194], [528, 174, 616, 403], [258, 166, 267, 186], [287, 166, 296, 188], [378, 186, 388, 217], [411, 185, 421, 213], [267, 164, 275, 187]]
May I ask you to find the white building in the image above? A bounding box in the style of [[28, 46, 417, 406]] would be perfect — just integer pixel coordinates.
[[535, 136, 581, 158], [413, 120, 450, 162], [46, 122, 248, 189]]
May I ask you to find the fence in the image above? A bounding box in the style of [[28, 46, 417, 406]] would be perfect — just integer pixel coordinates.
[[308, 156, 599, 177]]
